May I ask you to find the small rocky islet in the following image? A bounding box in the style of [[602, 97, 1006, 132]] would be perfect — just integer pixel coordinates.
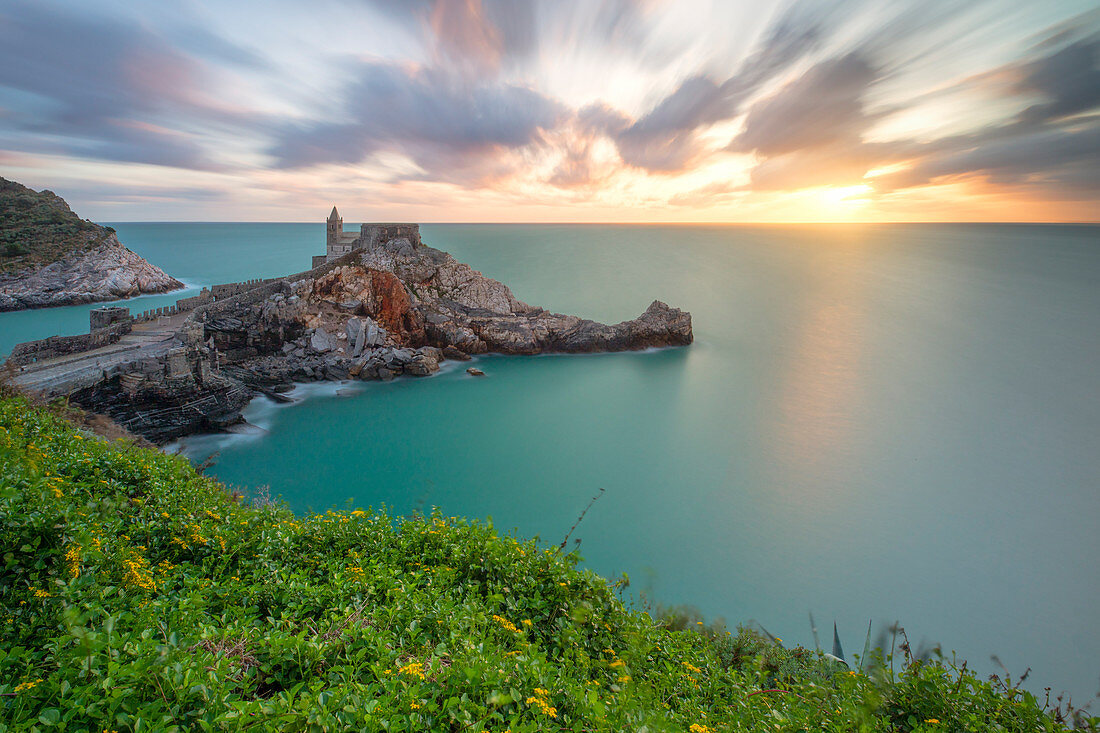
[[8, 208, 692, 443], [0, 177, 182, 311]]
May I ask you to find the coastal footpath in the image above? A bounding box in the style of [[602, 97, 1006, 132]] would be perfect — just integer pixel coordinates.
[[0, 395, 1080, 731], [0, 178, 182, 311], [7, 219, 691, 442]]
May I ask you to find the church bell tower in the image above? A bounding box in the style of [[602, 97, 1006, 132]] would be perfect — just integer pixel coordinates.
[[326, 205, 342, 257]]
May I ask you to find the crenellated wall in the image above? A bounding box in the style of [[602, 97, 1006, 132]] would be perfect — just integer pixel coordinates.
[[211, 279, 280, 299], [175, 288, 215, 311]]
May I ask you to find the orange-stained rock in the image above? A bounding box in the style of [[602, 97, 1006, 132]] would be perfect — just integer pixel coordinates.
[[368, 269, 424, 345], [306, 266, 424, 346]]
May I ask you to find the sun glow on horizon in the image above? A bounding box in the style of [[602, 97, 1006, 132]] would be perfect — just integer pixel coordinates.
[[0, 1, 1096, 222], [819, 185, 874, 207]]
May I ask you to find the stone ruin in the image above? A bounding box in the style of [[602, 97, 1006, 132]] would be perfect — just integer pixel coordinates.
[[313, 206, 420, 268]]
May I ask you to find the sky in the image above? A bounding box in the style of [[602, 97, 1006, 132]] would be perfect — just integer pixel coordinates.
[[0, 0, 1098, 222]]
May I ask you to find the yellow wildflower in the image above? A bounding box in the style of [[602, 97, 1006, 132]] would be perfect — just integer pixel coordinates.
[[683, 661, 703, 674], [65, 545, 81, 578], [188, 524, 206, 546], [525, 693, 557, 718], [398, 661, 426, 679], [14, 678, 42, 693], [32, 588, 52, 598], [925, 720, 940, 725], [689, 725, 712, 733], [492, 614, 521, 633], [122, 552, 156, 591]]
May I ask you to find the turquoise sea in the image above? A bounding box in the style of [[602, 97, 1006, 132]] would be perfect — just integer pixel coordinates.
[[3, 223, 1098, 702]]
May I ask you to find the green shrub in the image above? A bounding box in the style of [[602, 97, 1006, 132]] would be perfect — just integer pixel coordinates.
[[0, 178, 105, 273], [0, 397, 1089, 731]]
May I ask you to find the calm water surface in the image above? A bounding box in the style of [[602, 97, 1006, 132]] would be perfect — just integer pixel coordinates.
[[3, 222, 1098, 701]]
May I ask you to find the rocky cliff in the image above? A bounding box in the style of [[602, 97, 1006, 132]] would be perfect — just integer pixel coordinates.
[[198, 236, 692, 392], [0, 177, 182, 311], [43, 233, 691, 443]]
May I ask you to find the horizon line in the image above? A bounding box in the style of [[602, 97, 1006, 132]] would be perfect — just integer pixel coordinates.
[[98, 219, 1100, 226]]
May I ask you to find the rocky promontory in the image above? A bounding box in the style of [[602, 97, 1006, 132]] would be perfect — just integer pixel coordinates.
[[16, 226, 691, 443], [202, 236, 693, 392], [0, 177, 182, 311]]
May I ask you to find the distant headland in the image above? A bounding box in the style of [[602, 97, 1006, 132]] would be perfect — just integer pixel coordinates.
[[0, 177, 182, 311], [6, 205, 692, 443]]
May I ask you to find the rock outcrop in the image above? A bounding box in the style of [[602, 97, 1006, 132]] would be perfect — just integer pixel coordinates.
[[20, 228, 691, 444], [65, 330, 252, 443], [0, 177, 182, 311], [198, 237, 692, 396], [420, 298, 693, 354], [285, 239, 693, 355], [0, 233, 185, 311]]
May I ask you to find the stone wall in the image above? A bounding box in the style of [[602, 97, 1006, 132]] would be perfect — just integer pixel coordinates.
[[211, 279, 279, 299], [89, 306, 130, 331], [175, 288, 214, 311], [128, 279, 281, 323], [134, 303, 185, 323], [361, 223, 420, 250], [188, 249, 365, 324], [7, 321, 132, 366]]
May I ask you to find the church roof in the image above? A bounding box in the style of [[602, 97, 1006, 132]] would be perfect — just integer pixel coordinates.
[[328, 205, 340, 220]]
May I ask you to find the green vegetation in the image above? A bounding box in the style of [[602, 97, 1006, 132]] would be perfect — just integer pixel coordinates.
[[0, 396, 1089, 731], [0, 178, 108, 274]]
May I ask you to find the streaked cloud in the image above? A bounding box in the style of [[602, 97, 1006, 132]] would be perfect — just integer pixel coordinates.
[[0, 0, 1097, 221], [269, 62, 566, 185]]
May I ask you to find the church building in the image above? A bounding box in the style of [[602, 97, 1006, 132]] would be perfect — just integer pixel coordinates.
[[312, 207, 421, 268]]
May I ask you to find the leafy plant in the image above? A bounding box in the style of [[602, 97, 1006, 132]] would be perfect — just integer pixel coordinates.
[[0, 178, 109, 273], [0, 395, 1091, 731]]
